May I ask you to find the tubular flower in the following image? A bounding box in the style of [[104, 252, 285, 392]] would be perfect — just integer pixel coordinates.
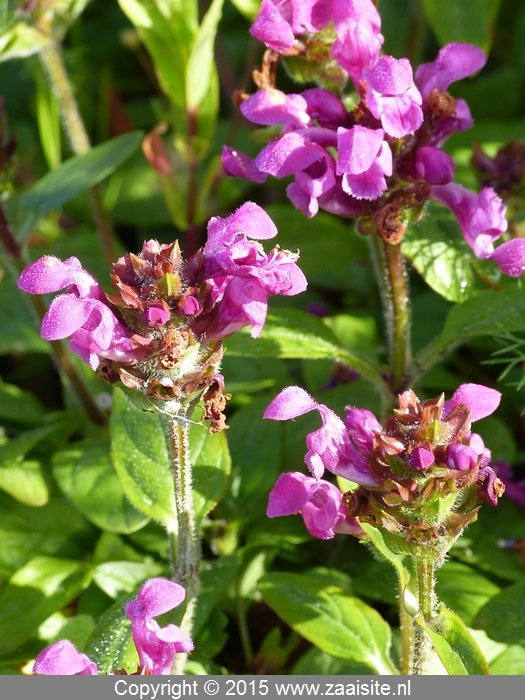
[[264, 384, 505, 556], [33, 578, 192, 675], [18, 203, 306, 428]]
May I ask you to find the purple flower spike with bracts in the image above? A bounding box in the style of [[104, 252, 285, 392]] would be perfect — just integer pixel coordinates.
[[125, 578, 194, 675], [33, 640, 98, 676]]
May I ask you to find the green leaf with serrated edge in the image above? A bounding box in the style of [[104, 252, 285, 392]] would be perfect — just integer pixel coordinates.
[[435, 562, 501, 626], [110, 388, 176, 527], [6, 131, 143, 240], [87, 593, 138, 673], [0, 556, 92, 655], [52, 438, 150, 534], [421, 0, 501, 51], [473, 580, 525, 645], [413, 283, 525, 377], [402, 204, 476, 303], [0, 22, 51, 61], [186, 0, 223, 110], [417, 604, 490, 675], [259, 572, 398, 674], [224, 308, 385, 389]]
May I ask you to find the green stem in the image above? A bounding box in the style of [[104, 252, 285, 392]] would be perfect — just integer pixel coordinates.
[[413, 559, 435, 675], [167, 418, 200, 674], [399, 585, 415, 675], [38, 43, 117, 264], [369, 234, 412, 395]]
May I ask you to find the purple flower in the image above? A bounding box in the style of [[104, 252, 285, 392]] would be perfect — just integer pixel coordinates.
[[331, 0, 384, 85], [240, 89, 310, 129], [33, 640, 98, 675], [125, 578, 194, 675], [409, 446, 435, 470], [415, 43, 486, 101], [336, 126, 392, 200], [267, 471, 362, 539], [414, 146, 455, 185], [250, 0, 331, 51], [492, 461, 525, 507], [364, 56, 423, 138], [430, 184, 524, 275], [445, 444, 478, 471], [264, 386, 378, 486], [202, 203, 307, 338], [18, 256, 143, 370], [221, 147, 267, 183], [443, 382, 502, 422]]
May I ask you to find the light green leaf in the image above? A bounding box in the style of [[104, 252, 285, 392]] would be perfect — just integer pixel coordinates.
[[87, 594, 138, 673], [190, 423, 231, 525], [0, 556, 92, 655], [93, 561, 163, 599], [110, 388, 176, 527], [0, 382, 44, 427], [402, 203, 476, 303], [52, 438, 150, 534], [421, 0, 502, 51], [0, 460, 49, 506], [435, 562, 501, 626], [418, 604, 490, 675], [229, 0, 260, 21], [473, 580, 525, 645], [186, 0, 224, 110], [0, 22, 51, 61], [259, 572, 398, 674], [7, 131, 144, 240], [225, 308, 385, 389]]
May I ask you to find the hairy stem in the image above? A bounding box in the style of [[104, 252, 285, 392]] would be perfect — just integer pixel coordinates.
[[38, 43, 116, 263], [399, 588, 415, 675], [167, 418, 200, 674], [413, 559, 435, 675], [369, 234, 412, 395]]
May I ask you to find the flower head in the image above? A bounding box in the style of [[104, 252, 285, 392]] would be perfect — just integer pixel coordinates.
[[33, 640, 98, 676]]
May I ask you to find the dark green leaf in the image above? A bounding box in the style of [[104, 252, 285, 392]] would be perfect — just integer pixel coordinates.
[[0, 382, 44, 426], [87, 594, 138, 673], [0, 556, 92, 655], [421, 0, 502, 50], [0, 264, 49, 355], [259, 572, 398, 674], [52, 438, 150, 534], [193, 554, 241, 636], [418, 604, 490, 675], [291, 646, 379, 675], [473, 580, 525, 645], [435, 562, 501, 626]]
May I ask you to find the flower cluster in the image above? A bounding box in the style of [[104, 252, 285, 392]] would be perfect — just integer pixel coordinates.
[[264, 384, 505, 555], [222, 0, 525, 276], [33, 578, 193, 675], [18, 203, 306, 428]]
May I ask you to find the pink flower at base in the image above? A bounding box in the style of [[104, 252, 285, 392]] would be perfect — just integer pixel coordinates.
[[415, 43, 487, 101], [18, 256, 143, 370], [336, 126, 392, 200], [33, 640, 98, 675], [202, 202, 307, 338], [125, 578, 194, 675], [363, 56, 423, 138], [267, 472, 362, 539]]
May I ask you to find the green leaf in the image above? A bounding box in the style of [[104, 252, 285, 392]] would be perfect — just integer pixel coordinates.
[[0, 381, 44, 426], [259, 572, 398, 674], [52, 438, 150, 534], [421, 0, 502, 51], [0, 460, 49, 507], [414, 282, 525, 375], [0, 22, 51, 61], [0, 264, 49, 355], [7, 131, 143, 240], [225, 308, 385, 389], [435, 562, 501, 626], [194, 554, 240, 636], [490, 644, 525, 674], [186, 0, 224, 111], [0, 556, 92, 655], [93, 561, 163, 599], [229, 0, 259, 21], [118, 0, 197, 116], [473, 580, 525, 645], [190, 423, 230, 525], [402, 203, 477, 303], [87, 594, 138, 673], [418, 604, 490, 675], [110, 388, 176, 527]]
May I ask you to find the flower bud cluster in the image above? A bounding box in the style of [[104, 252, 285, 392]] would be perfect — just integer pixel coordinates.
[[18, 203, 306, 429], [223, 0, 525, 276], [264, 384, 505, 558]]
